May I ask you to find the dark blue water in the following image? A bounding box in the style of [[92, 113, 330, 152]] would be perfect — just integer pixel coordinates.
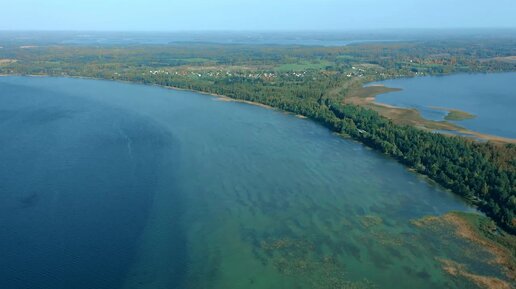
[[0, 77, 506, 289], [0, 79, 183, 289], [373, 73, 516, 139]]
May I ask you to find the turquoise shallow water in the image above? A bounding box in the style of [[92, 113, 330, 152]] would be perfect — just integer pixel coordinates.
[[0, 77, 508, 289], [372, 72, 516, 139]]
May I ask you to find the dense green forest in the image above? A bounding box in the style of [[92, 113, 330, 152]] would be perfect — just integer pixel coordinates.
[[1, 39, 515, 233]]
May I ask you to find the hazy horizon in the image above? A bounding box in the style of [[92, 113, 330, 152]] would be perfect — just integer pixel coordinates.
[[2, 0, 516, 31], [2, 28, 516, 32]]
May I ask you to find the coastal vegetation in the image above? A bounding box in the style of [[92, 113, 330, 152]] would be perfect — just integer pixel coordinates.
[[444, 109, 477, 121], [412, 212, 515, 288], [1, 38, 515, 235]]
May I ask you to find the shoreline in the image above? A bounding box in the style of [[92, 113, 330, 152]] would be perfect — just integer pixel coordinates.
[[0, 74, 278, 111], [4, 74, 515, 143]]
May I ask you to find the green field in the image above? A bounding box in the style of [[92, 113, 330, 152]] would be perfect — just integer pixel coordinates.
[[274, 60, 331, 72]]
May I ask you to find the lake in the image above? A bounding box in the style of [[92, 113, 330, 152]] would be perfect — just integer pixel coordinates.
[[372, 73, 516, 139], [0, 77, 507, 289]]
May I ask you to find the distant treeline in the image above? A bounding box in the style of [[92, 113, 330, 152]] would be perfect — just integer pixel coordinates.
[[1, 39, 515, 233]]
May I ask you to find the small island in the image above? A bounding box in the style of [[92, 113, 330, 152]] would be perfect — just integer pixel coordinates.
[[444, 109, 477, 121]]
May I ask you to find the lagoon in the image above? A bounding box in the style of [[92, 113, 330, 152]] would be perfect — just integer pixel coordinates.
[[373, 73, 516, 139]]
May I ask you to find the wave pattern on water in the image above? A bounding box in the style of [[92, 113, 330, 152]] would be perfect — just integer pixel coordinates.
[[0, 76, 507, 289]]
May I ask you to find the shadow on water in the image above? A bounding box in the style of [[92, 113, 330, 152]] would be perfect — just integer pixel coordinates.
[[119, 118, 189, 289], [18, 192, 40, 208], [0, 79, 189, 289]]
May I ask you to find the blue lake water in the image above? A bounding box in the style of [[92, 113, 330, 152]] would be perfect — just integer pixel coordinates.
[[372, 73, 516, 139], [0, 77, 508, 289]]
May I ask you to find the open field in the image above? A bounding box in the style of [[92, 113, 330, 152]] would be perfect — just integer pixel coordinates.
[[490, 56, 516, 63], [274, 60, 331, 72], [0, 59, 16, 65]]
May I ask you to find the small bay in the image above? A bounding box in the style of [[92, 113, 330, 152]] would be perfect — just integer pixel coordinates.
[[373, 72, 516, 139]]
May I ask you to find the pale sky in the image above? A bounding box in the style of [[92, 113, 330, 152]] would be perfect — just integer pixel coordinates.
[[2, 0, 516, 31]]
